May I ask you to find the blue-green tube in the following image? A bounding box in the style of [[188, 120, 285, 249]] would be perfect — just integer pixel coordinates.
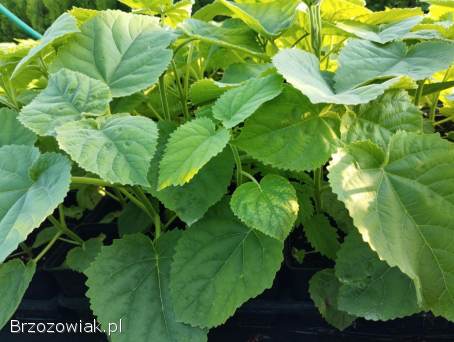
[[0, 4, 43, 40]]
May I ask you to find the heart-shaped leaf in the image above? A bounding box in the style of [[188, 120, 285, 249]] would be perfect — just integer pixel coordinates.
[[56, 114, 158, 186]]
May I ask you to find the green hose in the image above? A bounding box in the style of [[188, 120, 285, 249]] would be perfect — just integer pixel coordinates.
[[0, 3, 42, 39]]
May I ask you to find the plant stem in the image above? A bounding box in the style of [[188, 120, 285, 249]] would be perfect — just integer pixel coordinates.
[[1, 74, 19, 110], [117, 187, 155, 221], [159, 75, 171, 120], [48, 215, 84, 245], [184, 44, 194, 102], [314, 168, 323, 214], [434, 115, 454, 126], [241, 171, 261, 189], [171, 60, 190, 121], [33, 231, 63, 263], [414, 79, 425, 106], [71, 176, 112, 187], [132, 187, 161, 239], [430, 67, 451, 123], [230, 145, 243, 186], [309, 3, 322, 59], [20, 242, 33, 259]]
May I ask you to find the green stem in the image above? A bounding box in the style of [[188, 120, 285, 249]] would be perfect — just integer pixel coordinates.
[[241, 171, 261, 189], [314, 168, 323, 214], [1, 74, 19, 110], [434, 115, 454, 126], [33, 231, 63, 263], [171, 60, 190, 121], [230, 145, 243, 186], [184, 44, 194, 102], [118, 187, 155, 222], [48, 215, 84, 245], [164, 214, 178, 229], [20, 242, 33, 259], [414, 79, 425, 107], [309, 3, 322, 59], [71, 176, 112, 187], [159, 75, 171, 120], [58, 237, 82, 246], [430, 67, 451, 122], [133, 187, 161, 239]]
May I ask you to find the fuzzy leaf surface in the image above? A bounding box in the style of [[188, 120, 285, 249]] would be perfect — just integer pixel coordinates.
[[0, 108, 36, 146]]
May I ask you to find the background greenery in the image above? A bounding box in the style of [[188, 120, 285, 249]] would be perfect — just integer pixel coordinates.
[[0, 0, 425, 42]]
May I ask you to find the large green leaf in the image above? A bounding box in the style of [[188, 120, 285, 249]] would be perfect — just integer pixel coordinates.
[[230, 174, 299, 241], [19, 69, 112, 136], [235, 86, 339, 171], [303, 214, 340, 260], [213, 74, 283, 129], [149, 123, 233, 225], [335, 232, 421, 320], [53, 11, 175, 97], [328, 132, 454, 320], [273, 48, 398, 105], [0, 108, 36, 147], [158, 117, 230, 189], [0, 145, 71, 262], [341, 90, 423, 148], [178, 19, 265, 58], [12, 13, 80, 78], [0, 260, 36, 330], [335, 40, 454, 92], [309, 269, 356, 331], [170, 200, 283, 328], [86, 232, 207, 342], [335, 16, 422, 44], [56, 114, 158, 186], [218, 0, 299, 37]]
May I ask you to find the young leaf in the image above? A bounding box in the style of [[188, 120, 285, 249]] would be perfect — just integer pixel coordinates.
[[158, 118, 230, 189], [86, 232, 207, 342], [335, 40, 454, 92], [148, 122, 234, 225], [213, 74, 283, 129], [56, 114, 158, 186], [341, 90, 423, 148], [118, 202, 152, 236], [19, 69, 112, 136], [218, 0, 299, 37], [0, 108, 36, 147], [335, 232, 421, 321], [189, 79, 236, 106], [235, 86, 340, 171], [66, 236, 105, 273], [230, 174, 299, 241], [335, 16, 423, 44], [303, 214, 340, 260], [309, 269, 356, 331], [328, 132, 454, 321], [53, 11, 175, 97], [0, 146, 71, 263], [273, 48, 398, 105], [170, 200, 283, 328], [12, 13, 80, 78], [0, 260, 36, 330]]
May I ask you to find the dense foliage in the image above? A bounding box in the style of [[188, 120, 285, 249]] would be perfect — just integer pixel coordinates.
[[1, 0, 454, 340]]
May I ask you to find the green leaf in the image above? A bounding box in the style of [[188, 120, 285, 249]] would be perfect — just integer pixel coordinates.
[[235, 86, 339, 171], [118, 202, 152, 236], [0, 260, 36, 330], [335, 40, 454, 92], [309, 269, 356, 331], [321, 190, 353, 234], [149, 123, 234, 225], [341, 90, 423, 148], [12, 13, 80, 78], [303, 214, 340, 260], [335, 16, 422, 44], [86, 231, 207, 342], [221, 63, 272, 84], [53, 11, 175, 97], [66, 236, 105, 273], [189, 79, 235, 105], [328, 132, 454, 320], [218, 0, 299, 37], [230, 174, 299, 241], [32, 226, 59, 248], [213, 74, 283, 129], [335, 232, 421, 321], [0, 145, 71, 263], [273, 48, 398, 105], [170, 200, 283, 328], [0, 108, 36, 147], [56, 114, 158, 186], [178, 19, 265, 58], [19, 69, 112, 136], [158, 118, 230, 189]]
